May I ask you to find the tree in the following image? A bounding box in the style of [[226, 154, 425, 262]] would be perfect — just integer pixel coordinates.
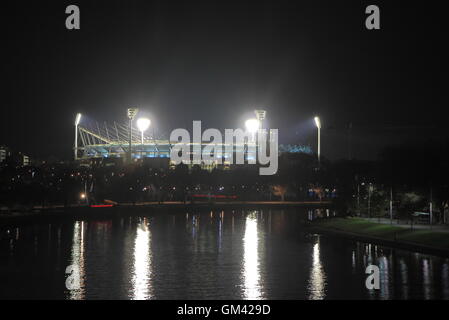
[[272, 185, 288, 201]]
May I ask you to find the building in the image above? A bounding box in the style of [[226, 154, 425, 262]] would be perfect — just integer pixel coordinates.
[[74, 115, 261, 171], [10, 152, 30, 167], [0, 149, 6, 163], [73, 113, 310, 171], [0, 146, 10, 164], [22, 154, 30, 166], [0, 147, 29, 166]]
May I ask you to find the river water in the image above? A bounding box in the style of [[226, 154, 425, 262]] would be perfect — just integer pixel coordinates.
[[0, 209, 448, 299]]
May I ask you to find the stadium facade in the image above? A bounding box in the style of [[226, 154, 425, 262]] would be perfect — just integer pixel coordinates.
[[74, 113, 312, 169], [74, 114, 260, 170]]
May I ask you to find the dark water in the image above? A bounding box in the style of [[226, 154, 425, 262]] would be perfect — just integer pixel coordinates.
[[0, 209, 448, 300]]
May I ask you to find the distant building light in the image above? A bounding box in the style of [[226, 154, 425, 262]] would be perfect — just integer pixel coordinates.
[[279, 144, 313, 154]]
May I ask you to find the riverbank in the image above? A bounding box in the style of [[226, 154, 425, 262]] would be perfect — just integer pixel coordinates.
[[309, 217, 449, 257], [0, 201, 331, 226]]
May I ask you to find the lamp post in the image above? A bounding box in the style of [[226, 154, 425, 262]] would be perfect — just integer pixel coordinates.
[[368, 183, 373, 218], [357, 183, 361, 217], [314, 116, 321, 165], [127, 108, 139, 163], [136, 118, 151, 159], [389, 187, 393, 224], [74, 113, 82, 161], [430, 187, 433, 228]]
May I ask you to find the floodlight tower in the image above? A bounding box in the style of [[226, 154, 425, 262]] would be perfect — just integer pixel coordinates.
[[254, 110, 267, 145], [74, 113, 82, 160], [127, 108, 139, 163], [254, 109, 267, 129], [314, 116, 321, 165], [136, 118, 151, 159]]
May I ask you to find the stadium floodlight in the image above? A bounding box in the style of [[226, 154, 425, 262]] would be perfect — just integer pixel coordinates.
[[127, 108, 139, 163], [254, 110, 266, 121], [74, 113, 82, 160], [127, 108, 139, 120], [75, 113, 82, 126], [314, 116, 321, 164], [245, 118, 260, 133], [254, 110, 266, 129], [137, 118, 151, 133], [314, 116, 321, 129], [137, 117, 151, 158], [245, 118, 260, 143]]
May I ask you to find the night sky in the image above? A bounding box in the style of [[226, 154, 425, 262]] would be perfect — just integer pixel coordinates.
[[2, 1, 447, 160]]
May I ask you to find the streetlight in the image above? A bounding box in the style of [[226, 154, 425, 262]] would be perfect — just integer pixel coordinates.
[[389, 187, 393, 225], [357, 183, 361, 217], [314, 116, 321, 164], [74, 113, 82, 161], [136, 117, 151, 159], [430, 187, 433, 228], [368, 183, 373, 218]]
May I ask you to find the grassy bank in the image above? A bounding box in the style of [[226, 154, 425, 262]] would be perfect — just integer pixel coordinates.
[[310, 217, 449, 254]]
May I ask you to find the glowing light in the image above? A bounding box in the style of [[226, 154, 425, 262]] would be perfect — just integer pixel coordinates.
[[378, 256, 391, 299], [314, 116, 321, 129], [68, 221, 85, 300], [422, 258, 432, 300], [307, 238, 326, 300], [442, 262, 449, 299], [132, 220, 152, 300], [80, 193, 86, 199], [75, 113, 82, 126], [245, 118, 260, 133], [242, 212, 261, 299], [399, 258, 409, 299], [136, 118, 151, 133]]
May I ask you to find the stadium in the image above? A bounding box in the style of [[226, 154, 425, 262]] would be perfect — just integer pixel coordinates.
[[74, 113, 262, 170], [73, 112, 313, 169], [74, 113, 172, 161]]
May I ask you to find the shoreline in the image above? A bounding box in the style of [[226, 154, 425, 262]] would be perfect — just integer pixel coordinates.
[[308, 217, 449, 258], [0, 201, 331, 226], [3, 204, 449, 258]]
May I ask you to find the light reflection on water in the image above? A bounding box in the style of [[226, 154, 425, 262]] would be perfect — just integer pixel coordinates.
[[1, 209, 449, 300], [399, 258, 409, 300], [378, 256, 390, 300], [422, 258, 433, 300], [307, 239, 326, 300], [442, 262, 449, 298], [68, 221, 85, 300], [131, 218, 152, 300], [242, 212, 261, 299]]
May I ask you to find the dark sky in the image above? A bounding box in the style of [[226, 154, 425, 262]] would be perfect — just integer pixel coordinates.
[[2, 0, 447, 160]]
